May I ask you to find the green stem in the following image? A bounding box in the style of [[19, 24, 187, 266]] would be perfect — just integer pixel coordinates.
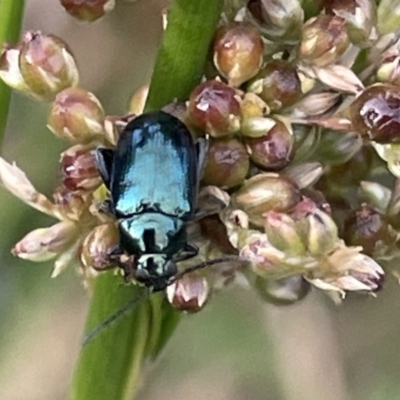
[[69, 1, 223, 399], [69, 275, 148, 400], [145, 0, 224, 111], [0, 0, 25, 148]]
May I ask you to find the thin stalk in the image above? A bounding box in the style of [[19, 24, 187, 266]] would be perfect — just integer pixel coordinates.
[[0, 0, 25, 148], [68, 1, 224, 399]]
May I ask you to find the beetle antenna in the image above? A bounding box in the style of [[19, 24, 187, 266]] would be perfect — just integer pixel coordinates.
[[169, 255, 247, 285], [82, 288, 149, 347], [82, 256, 247, 346]]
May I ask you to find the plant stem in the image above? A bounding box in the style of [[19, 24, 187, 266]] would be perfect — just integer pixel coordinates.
[[69, 1, 224, 399], [145, 0, 224, 111], [0, 0, 25, 148]]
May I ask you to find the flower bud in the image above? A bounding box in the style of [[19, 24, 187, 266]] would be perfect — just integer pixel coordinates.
[[60, 145, 102, 191], [240, 92, 270, 118], [18, 31, 79, 101], [245, 118, 294, 170], [233, 173, 301, 227], [201, 138, 250, 189], [166, 273, 210, 312], [299, 15, 349, 67], [305, 208, 339, 256], [0, 43, 30, 93], [187, 80, 241, 138], [12, 221, 77, 262], [246, 0, 304, 44], [377, 47, 400, 86], [247, 60, 302, 111], [60, 0, 115, 22], [239, 231, 285, 276], [324, 0, 377, 47], [80, 223, 119, 271], [240, 116, 277, 138], [254, 275, 310, 305], [349, 84, 400, 144], [325, 246, 384, 292], [48, 87, 105, 142], [343, 205, 393, 256], [264, 211, 305, 255], [213, 22, 264, 87]]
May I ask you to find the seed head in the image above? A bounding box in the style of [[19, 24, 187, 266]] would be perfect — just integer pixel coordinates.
[[300, 15, 349, 67], [48, 87, 105, 142], [166, 273, 210, 313], [80, 224, 119, 272], [245, 118, 294, 170], [201, 138, 250, 189], [350, 84, 400, 144], [246, 0, 304, 44], [18, 31, 79, 101], [187, 80, 241, 138], [247, 60, 302, 111], [213, 22, 264, 87], [60, 145, 102, 192], [233, 173, 301, 227]]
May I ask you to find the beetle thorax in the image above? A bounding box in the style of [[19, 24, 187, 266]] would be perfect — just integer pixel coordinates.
[[118, 213, 186, 256]]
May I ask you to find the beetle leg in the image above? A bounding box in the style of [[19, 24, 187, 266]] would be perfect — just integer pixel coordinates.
[[195, 138, 208, 182], [98, 198, 115, 215], [107, 246, 137, 281], [95, 147, 115, 188]]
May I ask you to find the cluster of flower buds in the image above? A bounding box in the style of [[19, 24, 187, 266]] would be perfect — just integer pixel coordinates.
[[180, 0, 400, 303], [0, 31, 78, 101], [5, 0, 400, 312], [0, 32, 119, 284]]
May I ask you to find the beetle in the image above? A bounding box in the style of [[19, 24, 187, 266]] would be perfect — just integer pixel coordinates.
[[84, 111, 242, 345], [96, 110, 202, 292]]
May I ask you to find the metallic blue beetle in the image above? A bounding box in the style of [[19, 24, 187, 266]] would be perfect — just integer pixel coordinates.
[[96, 111, 200, 291]]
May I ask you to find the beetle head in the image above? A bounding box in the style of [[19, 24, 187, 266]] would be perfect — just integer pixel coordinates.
[[135, 254, 177, 291]]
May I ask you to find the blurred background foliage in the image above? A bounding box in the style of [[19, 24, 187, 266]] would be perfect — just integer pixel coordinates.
[[2, 1, 400, 400]]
